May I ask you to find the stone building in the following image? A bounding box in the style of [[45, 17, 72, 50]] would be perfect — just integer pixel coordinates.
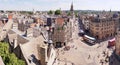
[[82, 16, 90, 30], [89, 14, 118, 40], [115, 18, 120, 59], [18, 18, 34, 32], [7, 30, 56, 65], [7, 30, 29, 60], [37, 42, 56, 65], [18, 19, 30, 32], [34, 17, 44, 26], [51, 18, 65, 47], [12, 19, 18, 30], [25, 27, 41, 38], [48, 17, 72, 48], [0, 17, 8, 29], [69, 2, 75, 39]]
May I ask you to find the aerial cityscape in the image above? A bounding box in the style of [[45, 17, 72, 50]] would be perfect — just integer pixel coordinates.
[[0, 0, 120, 65]]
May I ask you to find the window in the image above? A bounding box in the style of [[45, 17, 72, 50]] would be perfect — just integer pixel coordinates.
[[96, 28, 99, 30], [96, 32, 99, 34], [104, 28, 106, 30], [101, 28, 103, 30], [95, 24, 99, 27]]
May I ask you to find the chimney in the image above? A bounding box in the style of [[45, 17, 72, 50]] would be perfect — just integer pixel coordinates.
[[37, 46, 47, 65], [8, 13, 13, 20]]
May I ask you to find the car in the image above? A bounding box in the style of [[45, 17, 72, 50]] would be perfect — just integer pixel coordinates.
[[3, 29, 6, 31]]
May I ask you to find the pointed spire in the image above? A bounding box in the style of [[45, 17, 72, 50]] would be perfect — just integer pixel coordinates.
[[70, 2, 73, 12], [110, 9, 111, 12]]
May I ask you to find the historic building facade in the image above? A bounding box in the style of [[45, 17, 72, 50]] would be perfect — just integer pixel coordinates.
[[89, 15, 117, 40], [115, 18, 120, 59]]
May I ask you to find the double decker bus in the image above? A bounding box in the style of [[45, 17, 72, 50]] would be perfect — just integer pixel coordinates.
[[108, 38, 115, 48], [83, 35, 96, 44]]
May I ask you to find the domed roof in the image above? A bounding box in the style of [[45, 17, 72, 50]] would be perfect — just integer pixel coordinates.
[[113, 13, 119, 18]]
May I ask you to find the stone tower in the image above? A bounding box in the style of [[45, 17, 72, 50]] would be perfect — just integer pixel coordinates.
[[70, 2, 73, 12], [70, 2, 74, 18], [69, 2, 76, 41]]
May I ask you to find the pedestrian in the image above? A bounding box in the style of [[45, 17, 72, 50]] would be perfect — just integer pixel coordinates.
[[101, 60, 104, 65], [75, 47, 77, 50], [97, 54, 100, 58], [100, 59, 104, 65], [111, 61, 113, 64], [72, 63, 74, 65], [88, 54, 90, 59]]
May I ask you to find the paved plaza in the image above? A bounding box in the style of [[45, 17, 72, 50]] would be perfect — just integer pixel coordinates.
[[54, 38, 111, 65], [53, 19, 120, 65]]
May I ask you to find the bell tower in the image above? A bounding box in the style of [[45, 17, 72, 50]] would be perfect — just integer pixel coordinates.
[[70, 2, 73, 12], [70, 2, 74, 18]]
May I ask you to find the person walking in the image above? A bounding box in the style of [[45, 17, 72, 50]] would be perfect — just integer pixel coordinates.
[[88, 54, 91, 59]]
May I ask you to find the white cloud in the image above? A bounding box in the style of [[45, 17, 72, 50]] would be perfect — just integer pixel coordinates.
[[0, 0, 15, 2], [0, 0, 120, 11]]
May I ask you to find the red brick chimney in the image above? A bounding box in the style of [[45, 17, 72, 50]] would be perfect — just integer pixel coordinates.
[[8, 14, 13, 20]]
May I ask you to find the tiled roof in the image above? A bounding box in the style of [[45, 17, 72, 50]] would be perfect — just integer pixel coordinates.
[[20, 35, 46, 65], [56, 18, 64, 26]]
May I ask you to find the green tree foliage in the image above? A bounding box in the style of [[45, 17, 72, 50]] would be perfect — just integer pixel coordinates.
[[80, 11, 88, 14], [48, 10, 53, 15], [75, 11, 78, 17], [27, 11, 33, 15], [0, 42, 25, 65], [0, 10, 4, 13], [55, 9, 61, 15], [67, 11, 78, 17], [67, 12, 71, 16], [20, 11, 33, 15]]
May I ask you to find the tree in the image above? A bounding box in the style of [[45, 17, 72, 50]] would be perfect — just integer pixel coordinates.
[[48, 10, 53, 15], [27, 11, 33, 15], [75, 11, 78, 17], [55, 9, 61, 15], [67, 12, 71, 16], [0, 10, 4, 13], [0, 42, 25, 65]]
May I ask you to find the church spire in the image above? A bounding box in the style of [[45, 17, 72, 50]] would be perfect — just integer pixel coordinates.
[[70, 2, 73, 12], [70, 2, 74, 18]]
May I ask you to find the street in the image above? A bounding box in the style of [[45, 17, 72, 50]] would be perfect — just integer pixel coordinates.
[[53, 18, 115, 65]]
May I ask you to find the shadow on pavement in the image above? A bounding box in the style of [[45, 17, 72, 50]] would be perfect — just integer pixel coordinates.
[[81, 40, 95, 46], [109, 51, 120, 65]]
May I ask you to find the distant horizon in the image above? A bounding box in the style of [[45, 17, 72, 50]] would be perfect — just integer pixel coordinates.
[[0, 9, 120, 12], [1, 0, 120, 11]]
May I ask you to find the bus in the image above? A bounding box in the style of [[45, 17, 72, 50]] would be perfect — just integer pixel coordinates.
[[83, 35, 96, 44], [108, 38, 115, 48], [79, 30, 84, 36]]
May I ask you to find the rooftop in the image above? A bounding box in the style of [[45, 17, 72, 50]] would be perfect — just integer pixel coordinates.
[[20, 35, 46, 65], [56, 18, 64, 26], [0, 56, 4, 65]]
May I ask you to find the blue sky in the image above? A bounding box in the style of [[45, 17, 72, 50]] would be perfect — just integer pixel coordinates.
[[0, 0, 120, 11]]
